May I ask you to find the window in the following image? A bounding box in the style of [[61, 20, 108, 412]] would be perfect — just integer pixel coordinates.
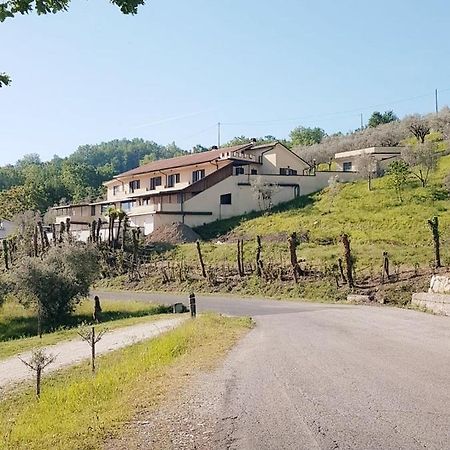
[[251, 169, 258, 175], [343, 161, 353, 172], [167, 173, 180, 188], [121, 201, 135, 212], [192, 169, 205, 183], [235, 166, 245, 175], [129, 180, 140, 193], [113, 185, 121, 196], [280, 167, 297, 176], [220, 193, 232, 205], [90, 205, 96, 216], [150, 176, 162, 190]]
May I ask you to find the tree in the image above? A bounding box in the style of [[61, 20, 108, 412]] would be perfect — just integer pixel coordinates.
[[19, 349, 56, 397], [12, 243, 100, 329], [192, 144, 209, 153], [0, 0, 145, 22], [368, 110, 398, 128], [356, 153, 376, 191], [409, 119, 431, 144], [401, 142, 438, 187], [224, 135, 279, 147], [250, 176, 280, 211], [0, 72, 11, 87], [289, 126, 326, 147], [387, 160, 410, 202]]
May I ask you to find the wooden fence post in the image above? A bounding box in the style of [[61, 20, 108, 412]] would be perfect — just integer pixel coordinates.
[[341, 234, 354, 288], [189, 293, 197, 318], [428, 216, 441, 268], [196, 241, 207, 278], [288, 232, 303, 283], [256, 235, 263, 277]]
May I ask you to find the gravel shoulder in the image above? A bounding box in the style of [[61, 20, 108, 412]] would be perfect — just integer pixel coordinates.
[[0, 316, 185, 393]]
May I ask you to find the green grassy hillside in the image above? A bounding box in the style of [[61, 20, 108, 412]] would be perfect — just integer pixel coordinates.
[[186, 155, 450, 271]]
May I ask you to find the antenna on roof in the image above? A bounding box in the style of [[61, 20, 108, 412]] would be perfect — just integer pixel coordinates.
[[217, 122, 221, 148]]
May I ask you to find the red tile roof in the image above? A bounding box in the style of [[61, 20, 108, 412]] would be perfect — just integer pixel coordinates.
[[115, 144, 253, 178]]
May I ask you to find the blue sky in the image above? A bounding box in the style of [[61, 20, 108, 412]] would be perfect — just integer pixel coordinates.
[[1, 0, 450, 165]]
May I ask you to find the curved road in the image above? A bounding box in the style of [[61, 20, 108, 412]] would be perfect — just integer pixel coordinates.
[[94, 290, 450, 449]]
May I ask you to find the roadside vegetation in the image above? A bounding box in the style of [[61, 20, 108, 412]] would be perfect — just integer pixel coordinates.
[[0, 299, 170, 360], [0, 314, 253, 450]]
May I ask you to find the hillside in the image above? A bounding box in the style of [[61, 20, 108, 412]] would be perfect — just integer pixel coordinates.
[[179, 155, 450, 272]]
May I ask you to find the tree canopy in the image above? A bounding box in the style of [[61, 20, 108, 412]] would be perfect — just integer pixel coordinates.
[[289, 126, 326, 147], [0, 0, 145, 22], [367, 110, 398, 128]]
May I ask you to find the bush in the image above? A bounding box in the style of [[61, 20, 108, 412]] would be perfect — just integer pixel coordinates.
[[12, 243, 100, 329]]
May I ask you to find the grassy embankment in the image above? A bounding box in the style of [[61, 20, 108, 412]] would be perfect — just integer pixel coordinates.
[[0, 299, 171, 360], [0, 313, 252, 450], [99, 156, 450, 304]]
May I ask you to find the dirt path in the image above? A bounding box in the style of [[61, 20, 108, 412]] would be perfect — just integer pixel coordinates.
[[0, 317, 185, 393]]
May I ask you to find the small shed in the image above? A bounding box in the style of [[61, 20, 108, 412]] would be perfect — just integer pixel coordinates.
[[334, 147, 402, 174]]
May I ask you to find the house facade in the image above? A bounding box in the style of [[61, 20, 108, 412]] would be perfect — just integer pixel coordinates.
[[334, 147, 402, 174], [53, 142, 358, 239]]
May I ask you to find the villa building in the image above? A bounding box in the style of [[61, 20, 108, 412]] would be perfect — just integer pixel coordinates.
[[53, 141, 358, 240]]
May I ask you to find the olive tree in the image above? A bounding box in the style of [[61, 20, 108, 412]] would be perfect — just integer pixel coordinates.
[[401, 142, 438, 188], [12, 243, 100, 330], [250, 176, 280, 211]]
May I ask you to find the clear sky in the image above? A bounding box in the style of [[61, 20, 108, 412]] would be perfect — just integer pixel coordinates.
[[1, 0, 450, 165]]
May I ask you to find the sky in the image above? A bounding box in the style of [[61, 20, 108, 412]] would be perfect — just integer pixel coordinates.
[[1, 0, 450, 165]]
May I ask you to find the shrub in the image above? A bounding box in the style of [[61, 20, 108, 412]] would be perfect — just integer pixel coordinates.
[[12, 243, 100, 329]]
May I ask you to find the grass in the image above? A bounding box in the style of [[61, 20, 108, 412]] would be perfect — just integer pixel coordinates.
[[190, 155, 450, 270], [0, 313, 253, 450], [0, 299, 171, 360]]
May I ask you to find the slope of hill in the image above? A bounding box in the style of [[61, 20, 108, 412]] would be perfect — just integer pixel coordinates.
[[189, 155, 450, 270]]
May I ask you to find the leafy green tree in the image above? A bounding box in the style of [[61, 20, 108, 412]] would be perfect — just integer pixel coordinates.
[[12, 243, 100, 329], [192, 144, 209, 153], [0, 72, 11, 88], [387, 160, 410, 202], [0, 185, 40, 219], [224, 135, 279, 147], [368, 110, 398, 128], [289, 126, 326, 146], [0, 0, 144, 22], [401, 142, 438, 187]]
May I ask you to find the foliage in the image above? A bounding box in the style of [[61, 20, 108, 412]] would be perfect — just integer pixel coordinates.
[[11, 244, 100, 328], [0, 0, 145, 22], [401, 142, 438, 187], [0, 72, 11, 87], [289, 126, 326, 147], [368, 110, 398, 128], [0, 138, 187, 213], [386, 160, 411, 202], [224, 135, 279, 147], [0, 314, 252, 450], [250, 176, 280, 211], [292, 110, 450, 165]]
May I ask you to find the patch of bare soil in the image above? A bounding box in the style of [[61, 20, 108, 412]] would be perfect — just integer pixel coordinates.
[[146, 222, 201, 245]]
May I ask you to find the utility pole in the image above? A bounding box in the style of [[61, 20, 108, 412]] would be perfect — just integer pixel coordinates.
[[217, 122, 221, 148], [435, 89, 439, 114]]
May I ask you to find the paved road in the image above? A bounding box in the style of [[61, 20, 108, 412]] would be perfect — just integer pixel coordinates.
[[94, 290, 450, 449], [0, 317, 184, 392]]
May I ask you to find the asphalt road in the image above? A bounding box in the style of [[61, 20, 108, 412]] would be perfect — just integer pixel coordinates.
[[94, 290, 450, 449]]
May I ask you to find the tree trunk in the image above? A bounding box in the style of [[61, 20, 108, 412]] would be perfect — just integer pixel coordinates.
[[51, 223, 57, 245], [96, 218, 102, 243], [91, 327, 96, 373], [338, 258, 347, 283], [256, 235, 263, 277], [237, 240, 244, 277], [382, 251, 390, 283], [196, 240, 207, 278], [36, 366, 41, 398], [341, 234, 354, 288], [116, 218, 123, 247], [428, 216, 441, 268], [59, 221, 65, 243], [288, 232, 303, 283], [33, 226, 38, 257], [3, 240, 8, 270]]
